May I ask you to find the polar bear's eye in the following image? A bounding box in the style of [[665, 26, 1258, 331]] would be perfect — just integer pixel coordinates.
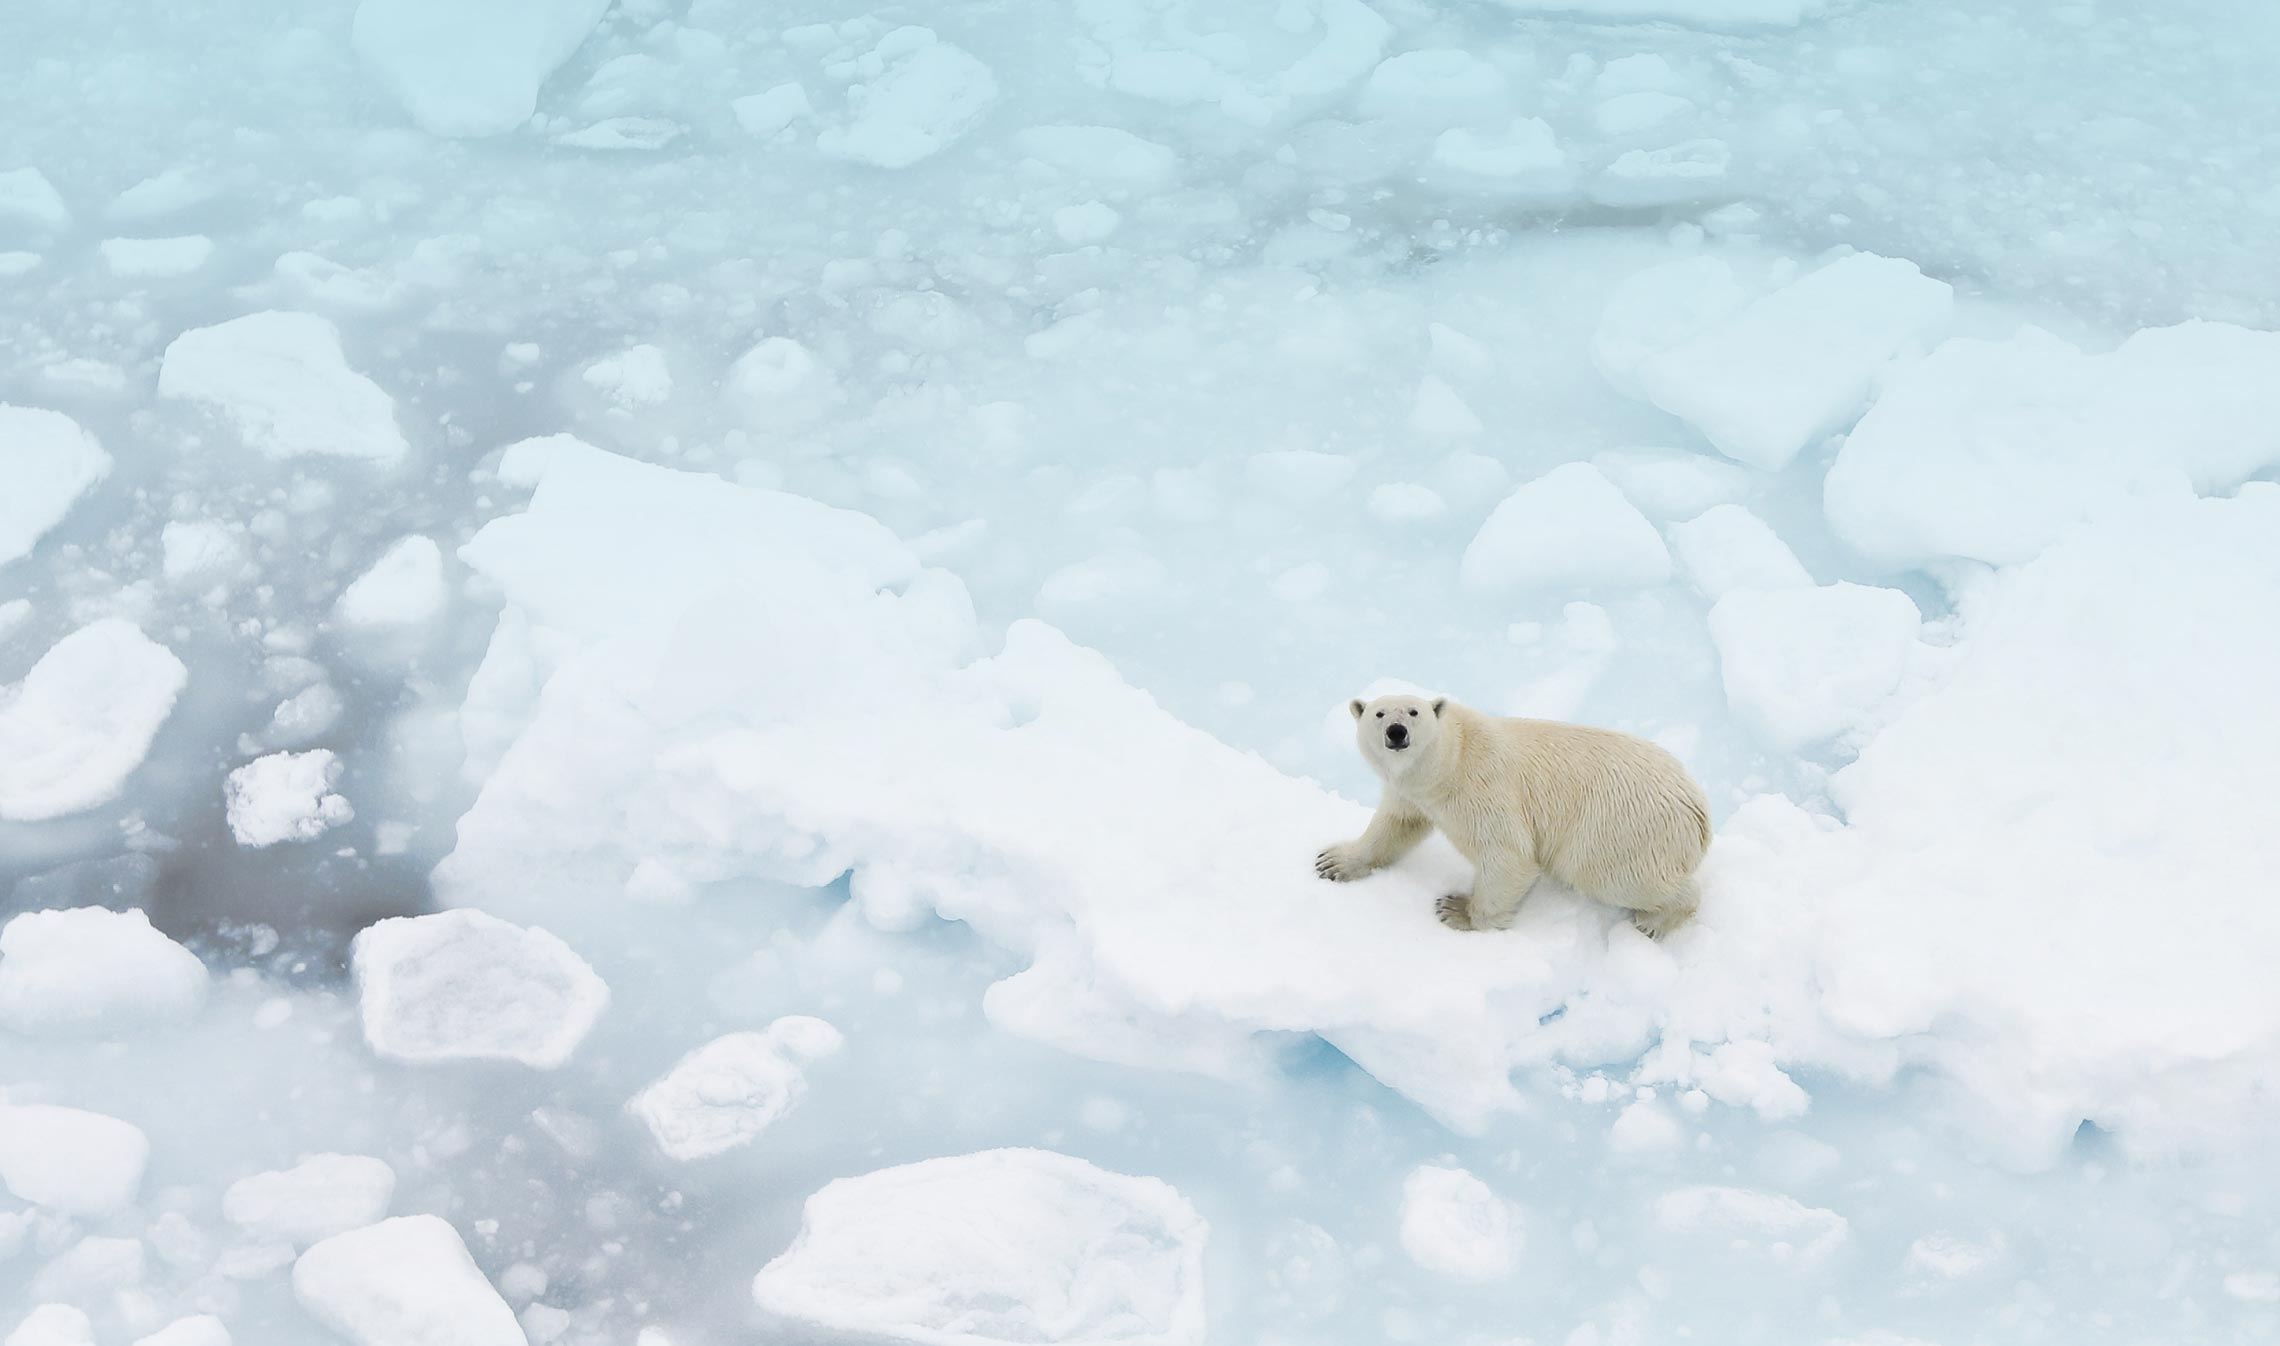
[[1407, 709, 1418, 716], [1375, 711, 1385, 718]]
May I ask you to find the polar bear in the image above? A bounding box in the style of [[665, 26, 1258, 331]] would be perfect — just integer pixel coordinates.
[[1316, 694, 1711, 938]]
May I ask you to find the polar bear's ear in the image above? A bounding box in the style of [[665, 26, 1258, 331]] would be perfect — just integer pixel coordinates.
[[1349, 698, 1366, 719], [1431, 697, 1447, 717]]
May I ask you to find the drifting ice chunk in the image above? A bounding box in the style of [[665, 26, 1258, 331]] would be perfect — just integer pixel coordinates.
[[1592, 447, 1749, 519], [99, 236, 213, 278], [0, 906, 209, 1036], [0, 405, 109, 569], [130, 1317, 231, 1346], [0, 620, 187, 822], [294, 1215, 526, 1346], [1632, 253, 1953, 470], [1489, 0, 1821, 23], [732, 84, 811, 138], [1013, 126, 1181, 191], [336, 536, 447, 629], [1398, 1165, 1518, 1282], [226, 750, 354, 847], [352, 0, 612, 137], [30, 1234, 144, 1302], [724, 336, 841, 428], [580, 345, 672, 408], [818, 30, 999, 169], [158, 311, 408, 463], [1591, 139, 1732, 207], [1460, 463, 1670, 592], [160, 519, 246, 587], [1592, 256, 1750, 396], [753, 1149, 1208, 1346], [1429, 118, 1572, 194], [1668, 504, 1812, 598], [6, 1307, 92, 1346], [0, 1104, 149, 1216], [352, 910, 607, 1067], [1653, 1185, 1848, 1264], [108, 168, 215, 221], [0, 168, 70, 233], [224, 1154, 396, 1246], [1357, 49, 1511, 124], [1709, 583, 1921, 749], [1824, 320, 2280, 568], [629, 1016, 844, 1160]]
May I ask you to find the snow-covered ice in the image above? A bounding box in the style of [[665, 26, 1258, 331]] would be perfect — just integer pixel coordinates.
[[225, 750, 354, 847], [1708, 583, 1924, 748], [753, 1149, 1207, 1346], [817, 30, 1000, 170], [293, 1216, 525, 1346], [0, 907, 209, 1036], [1459, 462, 1671, 592], [222, 1155, 396, 1247], [1398, 1164, 1518, 1282], [0, 406, 109, 570], [628, 1016, 843, 1160], [352, 0, 610, 138], [0, 621, 188, 822], [351, 910, 607, 1067], [333, 537, 446, 630], [0, 1105, 148, 1216], [158, 312, 407, 464]]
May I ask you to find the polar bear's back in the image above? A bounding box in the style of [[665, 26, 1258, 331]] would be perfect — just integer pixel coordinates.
[[1477, 712, 1711, 899]]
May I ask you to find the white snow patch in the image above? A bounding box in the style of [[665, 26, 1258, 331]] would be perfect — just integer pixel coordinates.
[[1592, 139, 1733, 207], [818, 30, 1000, 169], [130, 1318, 231, 1346], [160, 519, 247, 587], [724, 336, 841, 428], [294, 1215, 527, 1346], [0, 405, 110, 569], [225, 749, 355, 847], [1429, 119, 1572, 194], [1459, 463, 1671, 592], [753, 1149, 1207, 1346], [0, 907, 209, 1036], [5, 1307, 92, 1346], [352, 0, 612, 137], [1709, 583, 1923, 750], [223, 1154, 397, 1246], [335, 536, 447, 629], [1653, 1185, 1848, 1264], [732, 84, 812, 138], [1668, 504, 1812, 598], [158, 311, 408, 464], [352, 909, 608, 1067], [1398, 1164, 1518, 1282], [0, 620, 188, 822], [1591, 447, 1748, 519], [0, 1104, 149, 1216], [628, 1016, 844, 1160]]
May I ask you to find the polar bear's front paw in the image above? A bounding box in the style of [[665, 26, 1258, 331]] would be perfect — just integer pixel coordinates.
[[1436, 894, 1476, 930], [1315, 844, 1375, 882]]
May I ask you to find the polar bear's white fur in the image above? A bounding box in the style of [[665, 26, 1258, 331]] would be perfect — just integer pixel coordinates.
[[1317, 694, 1711, 938]]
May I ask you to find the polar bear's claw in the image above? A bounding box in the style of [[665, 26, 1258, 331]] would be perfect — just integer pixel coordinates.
[[1436, 895, 1476, 930]]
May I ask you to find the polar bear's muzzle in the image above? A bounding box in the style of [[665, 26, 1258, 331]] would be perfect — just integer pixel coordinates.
[[1384, 722, 1409, 750]]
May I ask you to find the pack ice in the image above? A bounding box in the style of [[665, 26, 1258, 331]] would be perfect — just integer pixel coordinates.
[[292, 1215, 525, 1346], [0, 621, 187, 822], [351, 910, 607, 1067]]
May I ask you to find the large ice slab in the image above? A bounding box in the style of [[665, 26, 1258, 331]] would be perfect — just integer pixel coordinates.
[[1459, 462, 1671, 592], [752, 1149, 1208, 1346], [158, 312, 408, 464], [352, 0, 611, 138], [0, 907, 209, 1036], [1824, 320, 2280, 567], [293, 1215, 526, 1346], [351, 910, 607, 1067], [629, 1017, 844, 1161], [1708, 583, 1923, 749], [223, 1155, 396, 1246], [0, 405, 109, 569], [1627, 253, 1952, 470], [0, 1104, 149, 1216], [335, 536, 447, 630], [0, 620, 188, 822], [817, 29, 1000, 169]]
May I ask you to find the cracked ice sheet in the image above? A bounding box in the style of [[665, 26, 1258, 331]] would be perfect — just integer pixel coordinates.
[[438, 444, 2280, 1161]]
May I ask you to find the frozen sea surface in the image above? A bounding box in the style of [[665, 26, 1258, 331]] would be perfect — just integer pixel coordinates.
[[5, 0, 2280, 1343]]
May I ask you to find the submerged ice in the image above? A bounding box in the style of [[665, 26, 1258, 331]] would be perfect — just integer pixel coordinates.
[[5, 0, 2280, 1342]]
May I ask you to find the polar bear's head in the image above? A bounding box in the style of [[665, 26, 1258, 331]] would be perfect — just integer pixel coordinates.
[[1349, 693, 1449, 774]]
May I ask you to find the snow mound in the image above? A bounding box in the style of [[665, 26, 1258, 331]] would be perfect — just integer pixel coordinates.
[[818, 30, 999, 169], [351, 910, 608, 1067], [0, 1104, 149, 1216], [629, 1017, 844, 1161], [158, 311, 408, 464], [6, 1307, 92, 1346], [293, 1215, 526, 1346], [1669, 504, 1811, 598], [223, 1154, 397, 1247], [352, 0, 612, 138], [1654, 1185, 1848, 1264], [1824, 320, 2280, 568], [752, 1149, 1208, 1346], [0, 906, 209, 1036], [130, 1318, 230, 1346], [226, 750, 354, 847], [0, 620, 188, 822], [1628, 252, 1953, 470], [1459, 462, 1671, 592], [0, 405, 110, 569], [1399, 1164, 1518, 1282], [335, 537, 447, 629], [1708, 583, 1923, 749]]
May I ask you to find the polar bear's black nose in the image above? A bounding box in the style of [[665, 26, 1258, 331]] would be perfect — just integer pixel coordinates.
[[1385, 722, 1409, 749]]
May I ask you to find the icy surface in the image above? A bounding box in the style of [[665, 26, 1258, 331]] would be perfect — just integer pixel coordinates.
[[628, 1016, 843, 1161], [223, 1155, 397, 1247], [352, 910, 607, 1067], [1398, 1164, 1518, 1282], [0, 621, 188, 822], [293, 1216, 526, 1346], [225, 749, 355, 847], [1708, 583, 1924, 749], [157, 312, 407, 464], [352, 0, 611, 138], [1459, 463, 1671, 592], [0, 406, 109, 569], [334, 537, 446, 630], [752, 1149, 1207, 1346], [0, 907, 209, 1036], [0, 1105, 148, 1216]]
